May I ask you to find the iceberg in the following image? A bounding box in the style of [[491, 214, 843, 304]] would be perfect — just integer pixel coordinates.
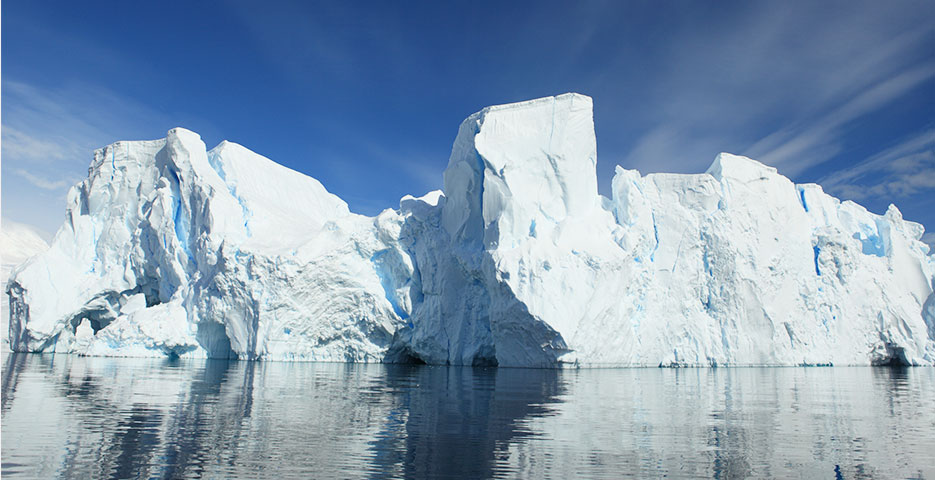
[[7, 94, 935, 366], [1, 220, 50, 345], [7, 131, 410, 361]]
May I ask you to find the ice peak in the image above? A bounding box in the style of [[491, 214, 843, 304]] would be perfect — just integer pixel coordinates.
[[442, 93, 599, 248], [209, 139, 269, 158], [478, 92, 592, 116], [167, 126, 201, 138], [400, 190, 444, 210], [705, 152, 778, 182]]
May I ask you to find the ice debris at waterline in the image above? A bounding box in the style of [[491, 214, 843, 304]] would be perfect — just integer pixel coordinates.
[[7, 94, 935, 367]]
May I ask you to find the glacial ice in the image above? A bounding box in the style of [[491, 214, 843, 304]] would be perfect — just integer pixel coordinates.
[[1, 220, 50, 345], [7, 93, 935, 366]]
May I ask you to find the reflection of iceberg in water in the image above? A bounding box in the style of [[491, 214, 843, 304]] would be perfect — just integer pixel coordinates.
[[498, 368, 935, 478], [0, 355, 565, 478], [1, 354, 934, 478], [1, 355, 253, 478], [367, 366, 565, 478], [154, 359, 251, 478]]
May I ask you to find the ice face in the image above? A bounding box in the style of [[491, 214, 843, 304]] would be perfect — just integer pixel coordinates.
[[442, 93, 599, 250], [396, 94, 603, 367], [7, 94, 935, 366], [7, 129, 410, 361]]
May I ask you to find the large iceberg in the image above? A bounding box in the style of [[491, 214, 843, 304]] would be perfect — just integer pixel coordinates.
[[7, 94, 935, 366]]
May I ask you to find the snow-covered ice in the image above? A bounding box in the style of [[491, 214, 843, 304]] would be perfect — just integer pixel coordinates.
[[7, 94, 935, 366]]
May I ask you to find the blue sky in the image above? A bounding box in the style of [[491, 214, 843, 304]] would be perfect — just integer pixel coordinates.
[[2, 1, 934, 245]]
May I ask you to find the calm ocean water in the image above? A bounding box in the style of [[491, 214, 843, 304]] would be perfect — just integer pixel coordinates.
[[2, 352, 933, 479]]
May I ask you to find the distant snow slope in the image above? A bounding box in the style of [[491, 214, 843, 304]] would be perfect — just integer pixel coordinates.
[[2, 220, 49, 346], [7, 94, 935, 366]]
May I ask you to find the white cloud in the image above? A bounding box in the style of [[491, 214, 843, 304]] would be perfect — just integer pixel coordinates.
[[13, 169, 77, 191]]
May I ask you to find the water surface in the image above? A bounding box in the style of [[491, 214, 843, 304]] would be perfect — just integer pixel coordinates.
[[2, 353, 933, 478]]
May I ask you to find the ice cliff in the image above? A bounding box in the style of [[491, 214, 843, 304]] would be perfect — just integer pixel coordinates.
[[8, 94, 935, 366]]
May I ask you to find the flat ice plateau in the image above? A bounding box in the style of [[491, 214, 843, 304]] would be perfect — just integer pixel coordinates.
[[7, 94, 935, 366]]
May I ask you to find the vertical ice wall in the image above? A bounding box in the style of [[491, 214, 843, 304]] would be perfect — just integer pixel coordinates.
[[396, 94, 605, 366]]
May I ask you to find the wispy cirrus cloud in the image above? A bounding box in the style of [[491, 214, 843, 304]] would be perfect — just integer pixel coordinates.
[[1, 126, 74, 163], [819, 129, 935, 202], [609, 1, 934, 239], [1, 79, 199, 234], [620, 3, 935, 178], [748, 63, 935, 176], [817, 127, 935, 240], [12, 169, 77, 191]]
